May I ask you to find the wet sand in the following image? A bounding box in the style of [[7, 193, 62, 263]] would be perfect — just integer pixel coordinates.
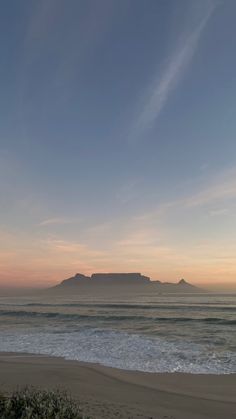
[[0, 352, 235, 419]]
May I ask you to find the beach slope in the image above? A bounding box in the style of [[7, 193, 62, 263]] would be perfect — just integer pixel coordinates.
[[0, 353, 235, 419]]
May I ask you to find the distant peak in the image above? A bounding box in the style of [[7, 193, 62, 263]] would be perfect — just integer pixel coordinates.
[[75, 273, 87, 278], [178, 278, 187, 285]]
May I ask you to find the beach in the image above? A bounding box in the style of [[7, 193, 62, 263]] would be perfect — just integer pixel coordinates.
[[0, 353, 235, 419]]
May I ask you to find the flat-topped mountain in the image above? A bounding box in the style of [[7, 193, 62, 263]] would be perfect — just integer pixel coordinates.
[[50, 273, 205, 294], [91, 273, 150, 283]]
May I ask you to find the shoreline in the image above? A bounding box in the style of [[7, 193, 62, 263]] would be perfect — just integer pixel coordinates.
[[0, 352, 235, 419]]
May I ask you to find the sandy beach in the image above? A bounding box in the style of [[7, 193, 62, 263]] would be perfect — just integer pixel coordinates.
[[0, 353, 235, 419]]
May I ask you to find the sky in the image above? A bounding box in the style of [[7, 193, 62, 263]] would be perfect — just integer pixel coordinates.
[[1, 0, 236, 290]]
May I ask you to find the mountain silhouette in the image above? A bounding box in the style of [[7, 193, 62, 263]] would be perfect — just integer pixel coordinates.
[[48, 273, 205, 294]]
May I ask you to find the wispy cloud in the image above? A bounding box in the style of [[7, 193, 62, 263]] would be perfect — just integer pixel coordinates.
[[130, 1, 215, 140], [131, 166, 236, 225], [116, 179, 141, 204], [45, 238, 103, 256], [39, 217, 80, 226], [185, 167, 236, 208], [209, 208, 229, 217]]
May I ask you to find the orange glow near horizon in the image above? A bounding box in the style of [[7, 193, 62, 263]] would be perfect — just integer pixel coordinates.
[[1, 168, 236, 292], [1, 232, 236, 290]]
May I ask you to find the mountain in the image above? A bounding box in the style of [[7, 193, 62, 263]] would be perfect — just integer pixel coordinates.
[[154, 278, 205, 293], [91, 273, 150, 283], [50, 273, 205, 294], [58, 273, 90, 287]]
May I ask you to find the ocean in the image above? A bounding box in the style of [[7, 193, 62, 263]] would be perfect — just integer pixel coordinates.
[[0, 292, 235, 374]]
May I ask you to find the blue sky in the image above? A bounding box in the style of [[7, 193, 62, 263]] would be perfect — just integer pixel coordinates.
[[1, 0, 236, 288]]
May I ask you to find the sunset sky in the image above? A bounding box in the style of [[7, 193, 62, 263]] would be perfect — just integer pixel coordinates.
[[1, 0, 236, 290]]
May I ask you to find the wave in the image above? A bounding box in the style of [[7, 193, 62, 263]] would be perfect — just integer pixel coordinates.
[[0, 309, 235, 325], [0, 328, 235, 374], [1, 302, 235, 312]]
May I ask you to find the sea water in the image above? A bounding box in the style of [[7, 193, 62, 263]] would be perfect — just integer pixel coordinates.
[[0, 293, 235, 374]]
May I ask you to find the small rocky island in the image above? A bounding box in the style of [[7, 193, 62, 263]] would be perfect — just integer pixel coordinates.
[[49, 272, 205, 294]]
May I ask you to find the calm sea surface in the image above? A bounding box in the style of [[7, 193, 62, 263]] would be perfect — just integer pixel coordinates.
[[0, 293, 235, 374]]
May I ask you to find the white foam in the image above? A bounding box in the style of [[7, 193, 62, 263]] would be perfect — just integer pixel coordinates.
[[0, 328, 235, 374]]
